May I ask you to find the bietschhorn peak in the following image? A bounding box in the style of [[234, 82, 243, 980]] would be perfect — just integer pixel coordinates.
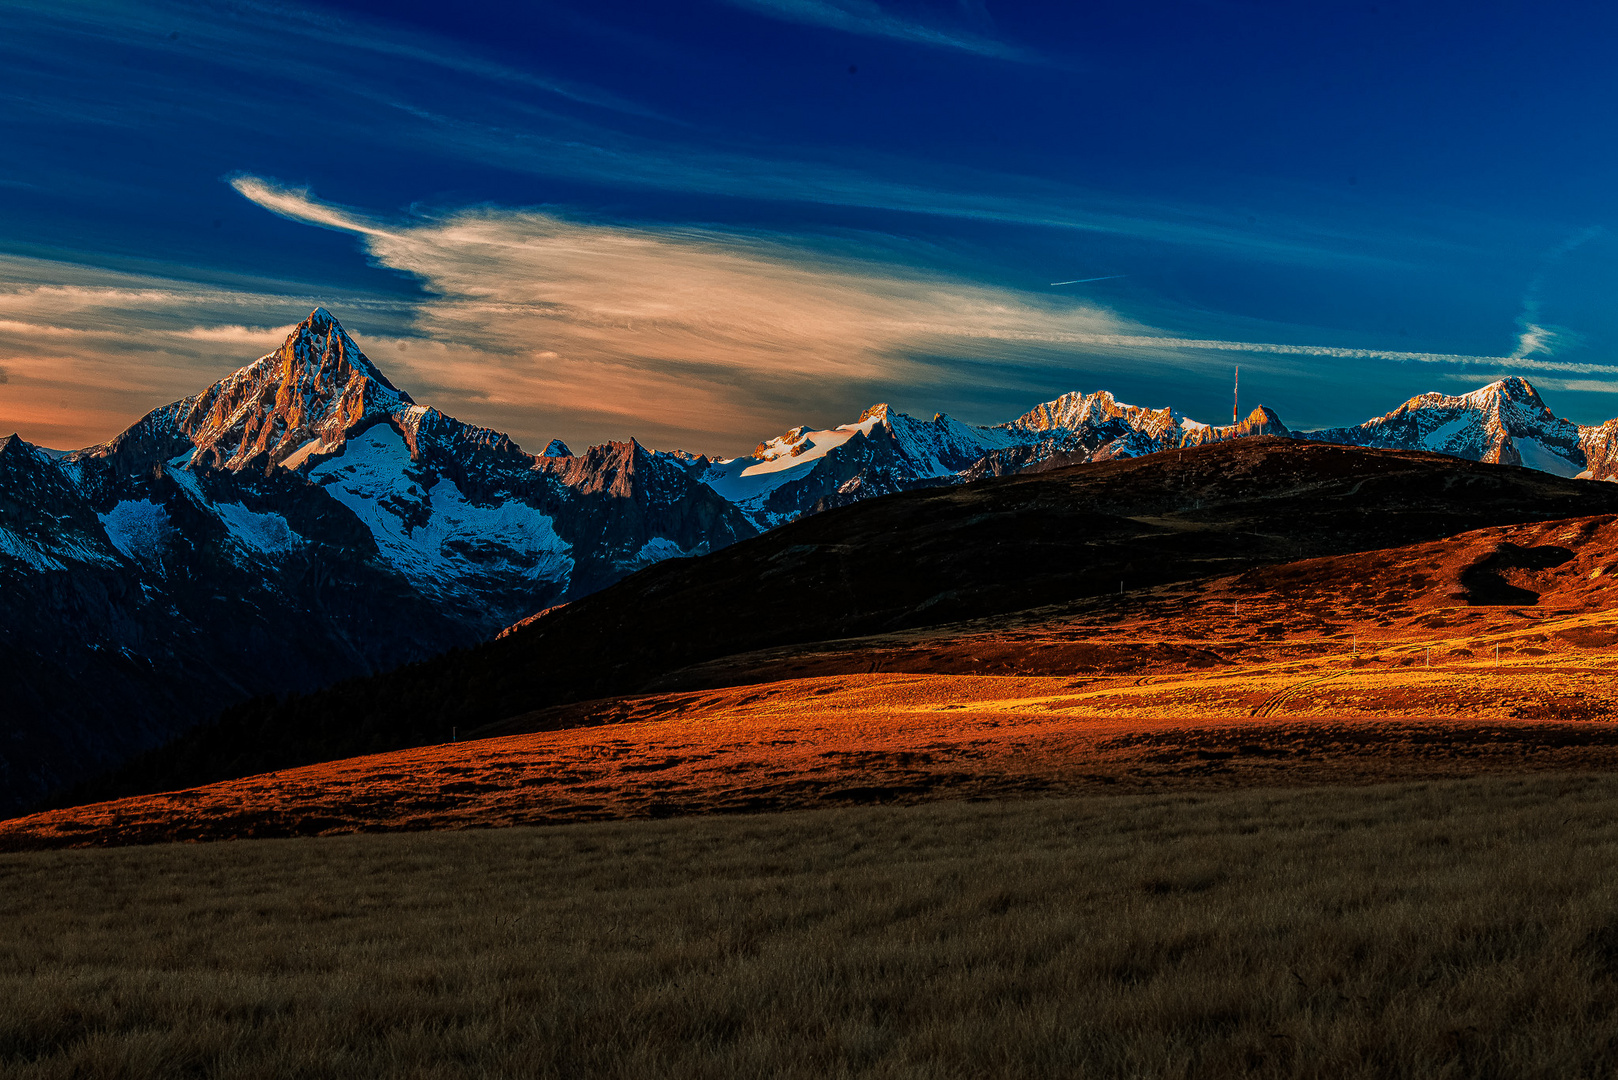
[[274, 307, 403, 394]]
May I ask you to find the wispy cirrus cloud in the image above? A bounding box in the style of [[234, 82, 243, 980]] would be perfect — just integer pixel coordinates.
[[231, 176, 1144, 449], [718, 0, 1028, 60], [2, 0, 659, 119], [227, 177, 1618, 454], [5, 176, 1606, 454]]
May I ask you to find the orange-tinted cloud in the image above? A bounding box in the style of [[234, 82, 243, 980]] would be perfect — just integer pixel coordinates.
[[7, 178, 1610, 456], [231, 177, 1155, 452], [0, 260, 410, 449]]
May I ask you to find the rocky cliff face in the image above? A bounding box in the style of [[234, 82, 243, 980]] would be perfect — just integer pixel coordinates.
[[1579, 420, 1618, 482]]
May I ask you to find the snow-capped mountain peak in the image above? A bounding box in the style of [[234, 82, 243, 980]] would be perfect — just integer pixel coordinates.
[[1302, 375, 1586, 476], [180, 308, 412, 471], [737, 408, 890, 480], [65, 308, 413, 477]]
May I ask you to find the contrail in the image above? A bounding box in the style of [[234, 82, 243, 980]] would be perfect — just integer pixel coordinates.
[[1049, 274, 1127, 286]]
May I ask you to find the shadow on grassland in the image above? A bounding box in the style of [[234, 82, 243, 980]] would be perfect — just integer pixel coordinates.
[[5, 774, 1618, 1077]]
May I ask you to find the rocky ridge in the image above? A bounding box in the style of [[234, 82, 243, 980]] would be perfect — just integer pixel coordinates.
[[705, 378, 1615, 527]]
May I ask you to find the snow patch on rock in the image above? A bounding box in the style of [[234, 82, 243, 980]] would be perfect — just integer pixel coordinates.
[[0, 527, 65, 571], [215, 503, 300, 555], [620, 536, 695, 570], [1514, 438, 1582, 477], [311, 423, 571, 592], [100, 500, 176, 561]]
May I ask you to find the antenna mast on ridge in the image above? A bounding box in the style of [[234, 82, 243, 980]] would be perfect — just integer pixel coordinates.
[[1233, 366, 1239, 425]]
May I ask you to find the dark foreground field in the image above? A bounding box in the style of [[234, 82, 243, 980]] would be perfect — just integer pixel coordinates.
[[7, 776, 1618, 1078]]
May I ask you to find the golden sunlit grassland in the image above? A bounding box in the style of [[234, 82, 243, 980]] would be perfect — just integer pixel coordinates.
[[8, 774, 1618, 1078], [11, 600, 1618, 847], [15, 511, 1618, 848]]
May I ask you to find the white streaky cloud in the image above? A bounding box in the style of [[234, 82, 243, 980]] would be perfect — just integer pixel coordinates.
[[226, 178, 1618, 457], [3, 0, 657, 119], [1511, 322, 1557, 359], [1509, 226, 1603, 359], [173, 323, 301, 345], [720, 0, 1028, 60], [227, 176, 387, 236], [1011, 332, 1618, 376]]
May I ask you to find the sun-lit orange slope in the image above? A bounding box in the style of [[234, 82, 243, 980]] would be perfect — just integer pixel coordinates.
[[6, 512, 1618, 850], [634, 510, 1618, 691]]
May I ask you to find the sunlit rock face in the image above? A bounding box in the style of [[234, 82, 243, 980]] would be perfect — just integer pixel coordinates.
[[176, 307, 410, 471]]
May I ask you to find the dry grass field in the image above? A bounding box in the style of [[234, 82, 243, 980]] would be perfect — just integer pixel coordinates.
[[12, 661, 1618, 847], [7, 774, 1618, 1078]]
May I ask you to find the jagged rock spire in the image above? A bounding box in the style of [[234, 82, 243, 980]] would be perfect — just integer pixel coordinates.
[[177, 308, 413, 471]]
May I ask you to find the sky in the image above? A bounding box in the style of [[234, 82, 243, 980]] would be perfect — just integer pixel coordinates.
[[5, 1, 1618, 456]]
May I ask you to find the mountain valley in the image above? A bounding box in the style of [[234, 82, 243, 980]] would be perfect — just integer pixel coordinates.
[[9, 309, 1618, 817]]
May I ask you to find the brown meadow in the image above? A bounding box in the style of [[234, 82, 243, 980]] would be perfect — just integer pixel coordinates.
[[13, 578, 1618, 847], [7, 774, 1618, 1078]]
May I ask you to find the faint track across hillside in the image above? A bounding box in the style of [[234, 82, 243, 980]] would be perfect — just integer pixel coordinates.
[[1251, 670, 1347, 718]]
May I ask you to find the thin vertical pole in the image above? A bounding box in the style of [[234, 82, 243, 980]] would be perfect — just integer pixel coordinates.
[[1233, 366, 1239, 425]]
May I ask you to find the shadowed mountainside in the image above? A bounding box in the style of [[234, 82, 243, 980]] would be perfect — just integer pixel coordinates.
[[19, 503, 1618, 845], [0, 311, 754, 814], [54, 436, 1618, 812]]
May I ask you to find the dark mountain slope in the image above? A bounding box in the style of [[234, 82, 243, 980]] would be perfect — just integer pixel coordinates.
[[60, 437, 1618, 809], [0, 311, 755, 814]]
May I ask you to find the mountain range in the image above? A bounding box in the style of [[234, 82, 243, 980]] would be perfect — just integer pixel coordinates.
[[4, 307, 1618, 811], [63, 436, 1618, 818], [697, 370, 1618, 528]]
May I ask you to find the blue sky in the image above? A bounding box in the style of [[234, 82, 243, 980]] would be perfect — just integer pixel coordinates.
[[4, 0, 1618, 454]]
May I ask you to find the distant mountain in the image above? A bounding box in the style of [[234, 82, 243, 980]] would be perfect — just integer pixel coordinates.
[[692, 377, 1617, 528], [1301, 377, 1607, 479], [0, 310, 752, 811], [701, 393, 1293, 527]]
